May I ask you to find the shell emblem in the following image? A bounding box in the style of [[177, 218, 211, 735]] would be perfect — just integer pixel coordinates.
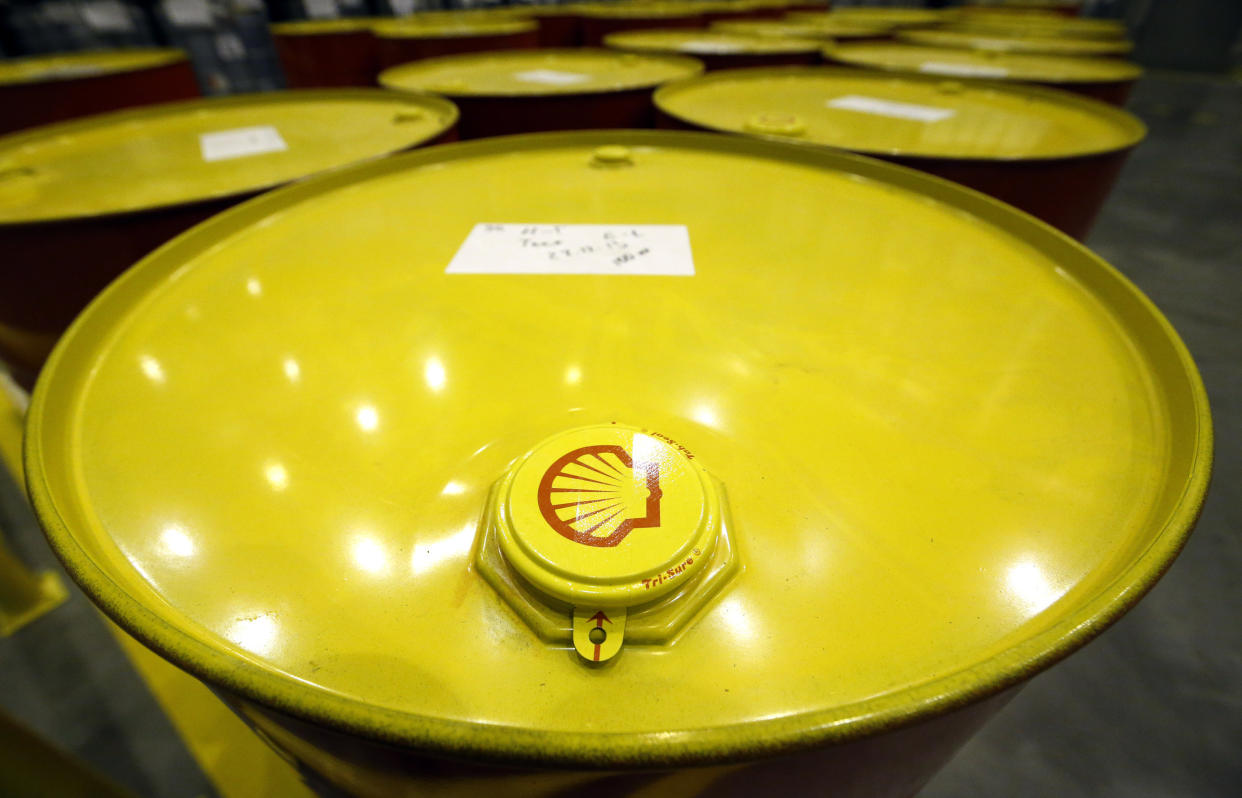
[[537, 444, 663, 547]]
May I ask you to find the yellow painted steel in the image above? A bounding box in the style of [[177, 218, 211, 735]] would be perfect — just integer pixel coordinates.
[[0, 48, 186, 86], [0, 90, 457, 223], [106, 621, 313, 798], [0, 533, 66, 636], [947, 8, 1125, 36], [710, 18, 888, 41], [0, 373, 67, 636], [899, 28, 1133, 57], [943, 17, 1129, 41], [605, 29, 822, 56], [0, 368, 25, 485], [654, 67, 1143, 158], [269, 18, 378, 35], [571, 606, 626, 662], [498, 425, 718, 608], [379, 49, 702, 96], [1, 365, 301, 791], [824, 43, 1141, 84], [788, 9, 944, 28], [954, 0, 1080, 13], [24, 131, 1211, 766], [0, 706, 135, 797], [576, 3, 705, 20], [371, 16, 536, 39], [396, 7, 540, 21]]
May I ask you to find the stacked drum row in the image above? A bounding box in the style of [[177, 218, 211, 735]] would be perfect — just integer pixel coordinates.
[[0, 4, 1213, 798]]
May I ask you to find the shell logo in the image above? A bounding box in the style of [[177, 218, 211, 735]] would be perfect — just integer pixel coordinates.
[[537, 444, 663, 547]]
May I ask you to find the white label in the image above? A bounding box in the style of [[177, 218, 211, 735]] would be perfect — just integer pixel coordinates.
[[304, 0, 339, 19], [82, 1, 134, 31], [826, 94, 956, 123], [917, 61, 1010, 78], [164, 0, 213, 27], [199, 126, 288, 162], [390, 0, 416, 14], [446, 224, 695, 276], [513, 69, 590, 86]]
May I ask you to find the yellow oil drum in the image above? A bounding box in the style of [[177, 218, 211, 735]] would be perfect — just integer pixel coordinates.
[[0, 90, 457, 385], [576, 3, 707, 47], [957, 0, 1082, 17], [604, 29, 822, 71], [771, 0, 834, 12], [0, 49, 198, 136], [710, 18, 891, 43], [823, 42, 1141, 106], [378, 49, 701, 139], [898, 28, 1133, 57], [23, 129, 1210, 798], [941, 14, 1128, 40], [372, 16, 540, 70], [655, 66, 1143, 239], [270, 18, 381, 88], [786, 8, 945, 29], [697, 0, 789, 24]]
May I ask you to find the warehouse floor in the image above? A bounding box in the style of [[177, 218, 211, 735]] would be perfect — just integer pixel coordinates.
[[0, 69, 1238, 797]]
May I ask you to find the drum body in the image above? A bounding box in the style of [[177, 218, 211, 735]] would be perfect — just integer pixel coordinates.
[[0, 50, 198, 135]]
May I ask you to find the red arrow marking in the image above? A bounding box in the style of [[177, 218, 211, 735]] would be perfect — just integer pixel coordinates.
[[588, 611, 610, 661]]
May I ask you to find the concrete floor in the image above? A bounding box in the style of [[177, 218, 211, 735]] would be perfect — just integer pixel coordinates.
[[923, 70, 1242, 798], [0, 70, 1238, 797]]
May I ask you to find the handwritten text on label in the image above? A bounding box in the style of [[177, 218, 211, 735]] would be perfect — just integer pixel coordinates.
[[445, 224, 695, 275]]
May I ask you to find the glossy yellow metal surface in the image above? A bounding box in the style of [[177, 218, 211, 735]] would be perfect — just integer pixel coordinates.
[[825, 43, 1141, 84], [26, 130, 1210, 767], [378, 49, 701, 96], [788, 9, 944, 28], [946, 10, 1126, 39], [605, 29, 822, 56], [269, 18, 377, 36], [0, 374, 67, 637], [498, 424, 719, 608], [107, 621, 312, 798], [576, 3, 704, 20], [0, 90, 456, 223], [0, 369, 24, 485], [954, 0, 1080, 13], [899, 28, 1133, 57], [711, 18, 887, 40], [944, 19, 1127, 41], [371, 16, 536, 40], [0, 706, 134, 797], [655, 67, 1142, 159], [0, 48, 186, 86]]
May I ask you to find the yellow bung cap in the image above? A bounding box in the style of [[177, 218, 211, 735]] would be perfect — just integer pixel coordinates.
[[498, 425, 718, 607]]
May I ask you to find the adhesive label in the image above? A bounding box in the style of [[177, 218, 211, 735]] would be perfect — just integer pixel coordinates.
[[446, 224, 695, 275]]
